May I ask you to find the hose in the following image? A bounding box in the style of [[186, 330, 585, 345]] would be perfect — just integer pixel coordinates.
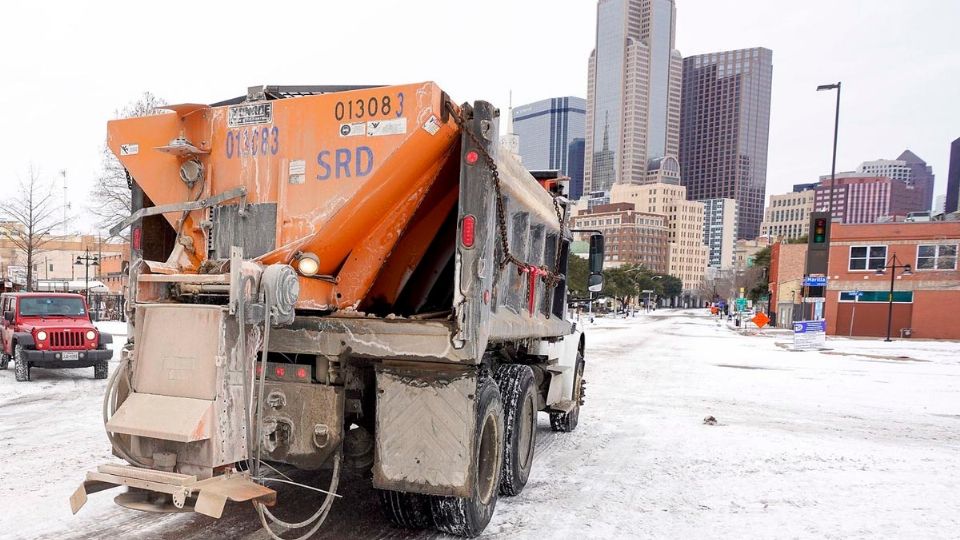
[[250, 271, 343, 539]]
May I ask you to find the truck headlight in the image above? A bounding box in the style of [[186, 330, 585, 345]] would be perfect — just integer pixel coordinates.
[[37, 331, 47, 341], [86, 330, 97, 340]]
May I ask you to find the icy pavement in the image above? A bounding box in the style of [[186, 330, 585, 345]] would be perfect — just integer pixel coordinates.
[[1, 312, 958, 539]]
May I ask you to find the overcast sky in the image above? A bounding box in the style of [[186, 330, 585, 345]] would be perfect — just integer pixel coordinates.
[[2, 0, 958, 233]]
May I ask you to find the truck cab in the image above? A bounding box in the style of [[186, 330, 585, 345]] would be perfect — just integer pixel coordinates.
[[0, 292, 113, 381]]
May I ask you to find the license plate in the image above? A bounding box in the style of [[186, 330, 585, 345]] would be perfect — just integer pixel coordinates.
[[62, 352, 79, 361]]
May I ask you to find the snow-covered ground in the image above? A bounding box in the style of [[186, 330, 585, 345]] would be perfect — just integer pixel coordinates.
[[2, 312, 958, 539]]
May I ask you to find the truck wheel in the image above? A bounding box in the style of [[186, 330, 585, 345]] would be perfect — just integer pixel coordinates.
[[429, 377, 503, 537], [0, 352, 9, 370], [14, 344, 29, 382], [94, 361, 109, 380], [494, 364, 537, 496], [550, 351, 584, 432], [377, 489, 433, 529]]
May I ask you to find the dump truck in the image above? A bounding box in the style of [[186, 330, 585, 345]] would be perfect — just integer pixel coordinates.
[[71, 82, 604, 538]]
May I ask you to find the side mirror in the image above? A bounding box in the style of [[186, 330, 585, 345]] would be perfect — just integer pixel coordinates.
[[588, 234, 605, 274], [3, 310, 13, 323], [588, 273, 604, 293]]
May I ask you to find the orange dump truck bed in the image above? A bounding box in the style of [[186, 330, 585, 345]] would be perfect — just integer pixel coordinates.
[[109, 83, 574, 357]]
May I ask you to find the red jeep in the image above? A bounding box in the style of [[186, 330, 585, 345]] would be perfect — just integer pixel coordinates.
[[0, 292, 114, 381]]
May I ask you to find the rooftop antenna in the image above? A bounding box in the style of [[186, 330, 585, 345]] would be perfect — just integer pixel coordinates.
[[501, 90, 521, 161]]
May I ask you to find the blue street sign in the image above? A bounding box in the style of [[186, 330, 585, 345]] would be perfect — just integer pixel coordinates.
[[803, 276, 827, 287]]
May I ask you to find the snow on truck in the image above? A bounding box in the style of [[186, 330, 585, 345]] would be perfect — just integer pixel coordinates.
[[70, 82, 604, 538]]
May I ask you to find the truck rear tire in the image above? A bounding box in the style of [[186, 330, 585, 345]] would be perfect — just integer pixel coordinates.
[[378, 489, 433, 529], [429, 377, 503, 537], [14, 344, 29, 382], [94, 361, 109, 380], [549, 351, 584, 432], [494, 364, 537, 496]]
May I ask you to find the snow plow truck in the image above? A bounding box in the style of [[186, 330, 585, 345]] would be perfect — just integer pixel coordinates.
[[70, 82, 604, 538]]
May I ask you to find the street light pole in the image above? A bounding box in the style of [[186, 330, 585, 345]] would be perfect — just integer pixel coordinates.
[[74, 248, 100, 307], [875, 254, 912, 342], [817, 82, 841, 218]]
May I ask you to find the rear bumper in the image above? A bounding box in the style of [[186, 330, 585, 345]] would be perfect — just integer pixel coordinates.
[[22, 348, 113, 368]]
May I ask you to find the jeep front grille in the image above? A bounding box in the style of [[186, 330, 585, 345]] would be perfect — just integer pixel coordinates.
[[50, 330, 85, 349]]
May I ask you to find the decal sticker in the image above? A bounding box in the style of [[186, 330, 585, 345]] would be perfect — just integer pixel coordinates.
[[422, 115, 441, 135], [366, 118, 407, 137], [288, 159, 305, 184], [119, 144, 139, 156]]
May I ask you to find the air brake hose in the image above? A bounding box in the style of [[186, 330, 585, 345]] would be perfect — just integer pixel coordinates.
[[102, 356, 148, 468]]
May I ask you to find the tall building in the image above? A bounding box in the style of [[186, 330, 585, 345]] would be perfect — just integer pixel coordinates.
[[609, 182, 707, 291], [856, 150, 935, 211], [760, 188, 815, 240], [813, 175, 922, 224], [702, 198, 737, 269], [946, 137, 960, 215], [679, 47, 773, 240], [512, 97, 586, 198], [570, 203, 668, 272], [584, 0, 683, 193], [567, 138, 586, 199]]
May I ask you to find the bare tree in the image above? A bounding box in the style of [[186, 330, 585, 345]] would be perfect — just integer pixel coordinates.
[[0, 168, 65, 291], [89, 92, 166, 236]]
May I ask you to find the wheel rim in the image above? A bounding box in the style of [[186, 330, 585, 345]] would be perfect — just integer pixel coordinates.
[[517, 392, 535, 473], [476, 411, 499, 504]]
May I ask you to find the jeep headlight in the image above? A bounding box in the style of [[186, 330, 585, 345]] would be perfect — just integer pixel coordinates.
[[86, 330, 97, 340], [36, 331, 47, 341]]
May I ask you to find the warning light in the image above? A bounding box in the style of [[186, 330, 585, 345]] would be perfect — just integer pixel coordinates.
[[275, 366, 286, 378], [461, 215, 476, 248], [813, 218, 827, 244], [465, 150, 480, 165], [296, 367, 308, 380]]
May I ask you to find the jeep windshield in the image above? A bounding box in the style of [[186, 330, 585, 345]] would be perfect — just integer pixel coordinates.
[[19, 297, 87, 317]]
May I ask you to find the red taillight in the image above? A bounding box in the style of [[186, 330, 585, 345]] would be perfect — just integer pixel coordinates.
[[296, 367, 308, 379], [275, 366, 285, 378], [465, 150, 479, 165], [461, 215, 476, 248], [132, 227, 142, 251]]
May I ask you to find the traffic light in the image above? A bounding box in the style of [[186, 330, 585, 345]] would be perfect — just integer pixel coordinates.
[[813, 217, 827, 243]]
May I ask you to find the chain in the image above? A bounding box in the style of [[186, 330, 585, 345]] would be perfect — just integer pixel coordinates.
[[445, 101, 566, 288]]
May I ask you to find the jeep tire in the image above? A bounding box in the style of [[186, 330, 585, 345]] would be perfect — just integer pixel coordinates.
[[14, 344, 29, 382], [94, 360, 109, 380]]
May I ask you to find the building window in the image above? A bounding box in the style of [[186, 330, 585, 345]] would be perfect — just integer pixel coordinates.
[[849, 245, 886, 271], [916, 244, 958, 270]]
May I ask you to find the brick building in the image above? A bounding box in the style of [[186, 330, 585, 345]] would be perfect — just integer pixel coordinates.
[[767, 241, 807, 327], [823, 221, 960, 339], [570, 202, 668, 273]]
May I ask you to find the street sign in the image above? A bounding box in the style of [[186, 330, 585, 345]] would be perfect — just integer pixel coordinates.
[[803, 275, 827, 287], [735, 298, 747, 311], [751, 312, 770, 329], [803, 297, 826, 303], [793, 320, 826, 350]]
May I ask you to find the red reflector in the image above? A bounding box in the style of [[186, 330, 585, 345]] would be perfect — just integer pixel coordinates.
[[275, 366, 286, 378], [465, 150, 479, 165], [296, 367, 308, 379], [461, 215, 476, 248], [132, 227, 142, 251], [256, 364, 263, 376]]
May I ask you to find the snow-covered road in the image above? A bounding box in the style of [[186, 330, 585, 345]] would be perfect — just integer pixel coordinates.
[[2, 311, 958, 539]]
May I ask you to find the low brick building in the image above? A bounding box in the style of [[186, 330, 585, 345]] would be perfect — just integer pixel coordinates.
[[824, 221, 960, 339], [768, 241, 807, 327], [570, 202, 668, 272]]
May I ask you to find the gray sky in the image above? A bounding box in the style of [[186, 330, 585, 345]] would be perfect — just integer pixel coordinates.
[[2, 0, 958, 233]]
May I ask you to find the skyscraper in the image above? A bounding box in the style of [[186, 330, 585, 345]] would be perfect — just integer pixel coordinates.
[[857, 150, 935, 211], [679, 47, 773, 240], [947, 137, 960, 215], [584, 0, 683, 194], [512, 97, 586, 194]]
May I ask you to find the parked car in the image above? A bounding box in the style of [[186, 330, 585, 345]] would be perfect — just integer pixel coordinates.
[[0, 292, 113, 381]]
